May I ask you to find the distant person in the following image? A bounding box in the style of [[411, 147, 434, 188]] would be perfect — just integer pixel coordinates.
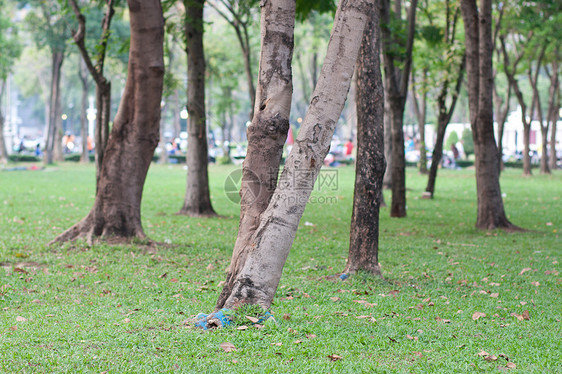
[[35, 144, 42, 157], [18, 139, 25, 153], [456, 140, 465, 159], [344, 139, 354, 156], [451, 143, 460, 160]]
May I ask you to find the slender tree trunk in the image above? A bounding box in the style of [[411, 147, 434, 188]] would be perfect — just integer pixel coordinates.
[[382, 98, 392, 189], [493, 82, 510, 173], [345, 1, 384, 276], [549, 78, 559, 170], [50, 0, 165, 244], [178, 0, 216, 217], [522, 124, 532, 175], [411, 70, 428, 174], [215, 0, 296, 310], [540, 57, 559, 174], [212, 0, 373, 312], [44, 50, 64, 165], [381, 0, 418, 218], [425, 118, 446, 196], [460, 0, 519, 231], [0, 80, 8, 164], [159, 103, 169, 164], [79, 57, 90, 163]]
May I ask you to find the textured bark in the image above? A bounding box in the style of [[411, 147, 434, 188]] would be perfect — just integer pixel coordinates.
[[50, 0, 165, 244], [460, 0, 519, 231], [382, 98, 392, 189], [215, 0, 373, 311], [411, 70, 427, 174], [215, 0, 296, 310], [548, 62, 559, 170], [44, 50, 64, 165], [424, 56, 465, 198], [345, 1, 384, 276], [69, 0, 114, 188], [178, 0, 216, 217], [493, 80, 510, 173], [381, 0, 418, 218]]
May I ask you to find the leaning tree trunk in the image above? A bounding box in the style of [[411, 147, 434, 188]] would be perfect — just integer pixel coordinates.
[[345, 1, 384, 276], [50, 0, 165, 244], [215, 0, 296, 309], [460, 0, 519, 231], [213, 0, 373, 312], [178, 0, 216, 217], [44, 50, 64, 165]]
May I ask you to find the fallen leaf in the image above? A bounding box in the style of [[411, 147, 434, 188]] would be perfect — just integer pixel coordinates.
[[159, 273, 167, 278], [206, 264, 215, 270], [10, 326, 17, 331], [283, 314, 291, 320], [124, 318, 130, 323], [306, 334, 317, 339], [511, 312, 524, 321], [236, 325, 248, 330], [271, 342, 282, 346], [170, 278, 178, 283], [16, 316, 27, 322], [519, 268, 532, 276], [472, 312, 486, 321], [490, 293, 499, 298], [356, 315, 370, 319], [484, 355, 498, 362], [330, 297, 340, 302], [506, 362, 517, 368], [13, 268, 29, 274], [522, 310, 530, 320], [328, 354, 343, 361], [246, 316, 259, 323], [220, 342, 236, 352], [531, 281, 540, 287], [477, 350, 489, 357], [294, 340, 303, 344], [413, 352, 423, 358]]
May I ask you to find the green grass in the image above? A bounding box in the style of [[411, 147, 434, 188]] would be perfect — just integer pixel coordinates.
[[1, 162, 561, 373]]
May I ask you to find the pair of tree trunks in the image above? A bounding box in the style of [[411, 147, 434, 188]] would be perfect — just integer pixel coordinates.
[[345, 0, 384, 276], [178, 0, 216, 217], [380, 0, 417, 218], [50, 0, 165, 244], [460, 0, 519, 231], [214, 0, 374, 311]]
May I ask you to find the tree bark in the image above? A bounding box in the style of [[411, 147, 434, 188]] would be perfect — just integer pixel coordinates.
[[381, 0, 418, 218], [548, 63, 559, 170], [44, 50, 64, 165], [50, 0, 165, 245], [493, 80, 510, 173], [460, 0, 519, 231], [215, 0, 296, 310], [178, 0, 216, 217], [345, 1, 384, 276], [382, 98, 392, 189], [213, 0, 373, 312], [540, 56, 558, 174]]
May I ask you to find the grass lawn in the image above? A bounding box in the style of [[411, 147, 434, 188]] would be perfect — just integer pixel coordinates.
[[1, 162, 561, 373]]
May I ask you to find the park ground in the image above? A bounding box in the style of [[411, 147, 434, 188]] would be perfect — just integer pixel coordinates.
[[0, 163, 561, 373]]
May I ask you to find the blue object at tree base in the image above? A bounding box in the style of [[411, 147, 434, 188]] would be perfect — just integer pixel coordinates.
[[193, 309, 276, 330], [339, 273, 349, 280]]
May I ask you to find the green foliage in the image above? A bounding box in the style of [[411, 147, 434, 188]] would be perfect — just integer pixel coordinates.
[[445, 130, 459, 150], [0, 164, 560, 371], [0, 0, 22, 81], [295, 0, 336, 21], [461, 128, 474, 156]]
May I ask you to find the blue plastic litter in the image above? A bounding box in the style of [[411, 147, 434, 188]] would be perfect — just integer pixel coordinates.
[[193, 309, 233, 330], [339, 273, 349, 280]]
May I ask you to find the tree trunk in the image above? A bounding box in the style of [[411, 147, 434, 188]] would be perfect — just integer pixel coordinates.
[[44, 50, 64, 165], [549, 78, 559, 170], [159, 102, 169, 164], [411, 70, 428, 174], [215, 0, 296, 310], [522, 124, 531, 175], [345, 1, 384, 276], [425, 118, 446, 196], [460, 0, 519, 231], [178, 0, 216, 217], [0, 80, 8, 164], [381, 0, 418, 218], [79, 57, 90, 163], [50, 0, 165, 244], [213, 0, 373, 312], [493, 82, 510, 173], [382, 98, 392, 189]]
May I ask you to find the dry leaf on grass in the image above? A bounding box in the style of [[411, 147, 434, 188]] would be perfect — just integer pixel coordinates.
[[490, 293, 499, 298], [236, 325, 248, 330], [220, 342, 236, 352], [506, 362, 517, 368], [330, 297, 340, 302], [328, 354, 343, 361], [472, 312, 486, 321], [16, 316, 27, 322], [518, 268, 532, 275], [245, 316, 259, 323], [477, 350, 489, 357]]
